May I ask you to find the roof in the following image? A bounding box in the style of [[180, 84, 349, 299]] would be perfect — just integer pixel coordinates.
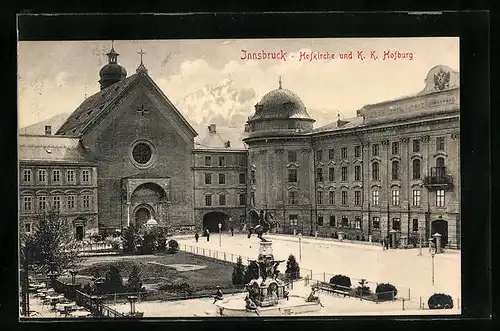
[[193, 125, 247, 150], [18, 134, 96, 164], [248, 88, 314, 122], [56, 73, 198, 138], [312, 116, 365, 133], [56, 74, 137, 136]]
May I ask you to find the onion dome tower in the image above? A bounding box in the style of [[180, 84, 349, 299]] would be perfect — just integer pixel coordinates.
[[99, 41, 127, 90]]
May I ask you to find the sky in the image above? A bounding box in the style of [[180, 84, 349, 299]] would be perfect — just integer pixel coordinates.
[[17, 38, 459, 128]]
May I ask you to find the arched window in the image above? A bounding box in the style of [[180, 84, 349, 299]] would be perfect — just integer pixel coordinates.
[[436, 157, 445, 168], [412, 159, 421, 180], [372, 162, 379, 181], [392, 160, 400, 180]]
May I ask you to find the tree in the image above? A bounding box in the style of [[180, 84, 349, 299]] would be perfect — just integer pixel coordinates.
[[232, 257, 246, 285], [20, 210, 82, 273], [244, 261, 260, 284], [127, 265, 142, 292], [103, 266, 123, 294], [123, 224, 141, 254], [285, 254, 300, 280]]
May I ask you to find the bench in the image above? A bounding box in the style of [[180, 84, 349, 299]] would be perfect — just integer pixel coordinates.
[[316, 283, 351, 297]]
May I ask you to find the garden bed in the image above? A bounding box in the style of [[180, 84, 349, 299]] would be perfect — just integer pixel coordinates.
[[77, 250, 236, 291]]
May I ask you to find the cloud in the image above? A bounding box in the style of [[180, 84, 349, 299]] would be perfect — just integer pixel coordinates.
[[18, 38, 459, 128]]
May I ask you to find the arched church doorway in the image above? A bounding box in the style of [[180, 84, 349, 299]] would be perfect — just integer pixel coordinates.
[[249, 210, 259, 226], [431, 219, 448, 248], [130, 182, 167, 228], [203, 212, 229, 233]]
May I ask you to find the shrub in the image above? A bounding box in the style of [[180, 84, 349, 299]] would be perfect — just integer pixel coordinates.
[[375, 283, 397, 301], [232, 257, 246, 285], [127, 265, 142, 292], [142, 232, 157, 254], [244, 261, 260, 284], [285, 254, 300, 280], [102, 266, 123, 294], [428, 293, 454, 309], [158, 280, 192, 294], [105, 236, 122, 250], [329, 275, 352, 289], [167, 239, 179, 254]]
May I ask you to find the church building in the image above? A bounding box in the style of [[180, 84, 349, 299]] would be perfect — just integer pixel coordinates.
[[18, 43, 460, 248]]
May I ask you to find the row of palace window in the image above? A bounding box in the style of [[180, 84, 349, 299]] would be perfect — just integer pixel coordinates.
[[313, 137, 446, 162], [203, 155, 247, 167], [204, 193, 247, 207], [284, 158, 446, 184], [313, 216, 422, 232], [204, 173, 247, 185], [284, 188, 445, 207], [22, 194, 93, 212], [316, 157, 446, 183], [22, 169, 92, 185]]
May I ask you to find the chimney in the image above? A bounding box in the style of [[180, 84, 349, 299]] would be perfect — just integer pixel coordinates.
[[224, 141, 231, 148], [45, 125, 52, 136], [208, 124, 216, 134]]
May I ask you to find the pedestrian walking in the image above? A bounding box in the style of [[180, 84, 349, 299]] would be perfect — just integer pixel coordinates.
[[195, 232, 199, 243], [231, 227, 234, 236]]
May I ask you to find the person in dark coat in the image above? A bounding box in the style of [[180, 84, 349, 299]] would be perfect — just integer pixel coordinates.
[[213, 286, 223, 304], [231, 227, 234, 236], [195, 232, 199, 243]]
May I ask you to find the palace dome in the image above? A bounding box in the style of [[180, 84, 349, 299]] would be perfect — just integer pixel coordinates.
[[249, 87, 314, 122]]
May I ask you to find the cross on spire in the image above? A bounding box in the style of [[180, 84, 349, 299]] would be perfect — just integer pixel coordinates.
[[136, 48, 148, 74], [136, 104, 149, 116], [138, 48, 146, 65]]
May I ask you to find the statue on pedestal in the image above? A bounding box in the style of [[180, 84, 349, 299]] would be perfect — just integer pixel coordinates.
[[248, 210, 279, 242]]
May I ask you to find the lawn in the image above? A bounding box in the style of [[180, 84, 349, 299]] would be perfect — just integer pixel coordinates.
[[73, 251, 236, 292]]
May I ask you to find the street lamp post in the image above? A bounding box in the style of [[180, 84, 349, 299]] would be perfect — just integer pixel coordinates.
[[418, 226, 423, 256], [218, 222, 222, 247], [298, 233, 302, 261], [431, 249, 435, 285]]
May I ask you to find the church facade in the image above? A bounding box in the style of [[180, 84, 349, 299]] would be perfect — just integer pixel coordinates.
[[18, 45, 460, 248]]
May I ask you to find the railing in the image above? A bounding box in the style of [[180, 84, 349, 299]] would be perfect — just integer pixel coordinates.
[[310, 272, 411, 300], [423, 167, 453, 189], [180, 243, 412, 301]]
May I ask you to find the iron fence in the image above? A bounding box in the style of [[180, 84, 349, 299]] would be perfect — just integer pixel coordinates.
[[310, 272, 411, 300]]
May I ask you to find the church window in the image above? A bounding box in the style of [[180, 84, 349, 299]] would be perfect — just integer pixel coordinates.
[[132, 143, 153, 165]]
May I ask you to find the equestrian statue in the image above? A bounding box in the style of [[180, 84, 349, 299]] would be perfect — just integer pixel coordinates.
[[247, 209, 278, 242]]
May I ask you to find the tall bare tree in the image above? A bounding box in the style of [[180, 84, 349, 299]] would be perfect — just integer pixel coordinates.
[[20, 210, 82, 273]]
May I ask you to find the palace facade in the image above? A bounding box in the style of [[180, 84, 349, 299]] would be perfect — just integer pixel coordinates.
[[18, 44, 460, 248]]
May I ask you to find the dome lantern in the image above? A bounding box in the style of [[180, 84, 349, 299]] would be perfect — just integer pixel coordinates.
[[98, 41, 127, 90]]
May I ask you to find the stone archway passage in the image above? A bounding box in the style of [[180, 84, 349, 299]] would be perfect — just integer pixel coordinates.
[[431, 219, 448, 248], [135, 207, 151, 227], [203, 211, 229, 233]]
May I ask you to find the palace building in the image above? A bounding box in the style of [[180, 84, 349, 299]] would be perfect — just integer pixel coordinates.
[[18, 44, 460, 248]]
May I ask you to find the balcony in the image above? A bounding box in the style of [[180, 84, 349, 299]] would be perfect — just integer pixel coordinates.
[[423, 167, 454, 190]]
